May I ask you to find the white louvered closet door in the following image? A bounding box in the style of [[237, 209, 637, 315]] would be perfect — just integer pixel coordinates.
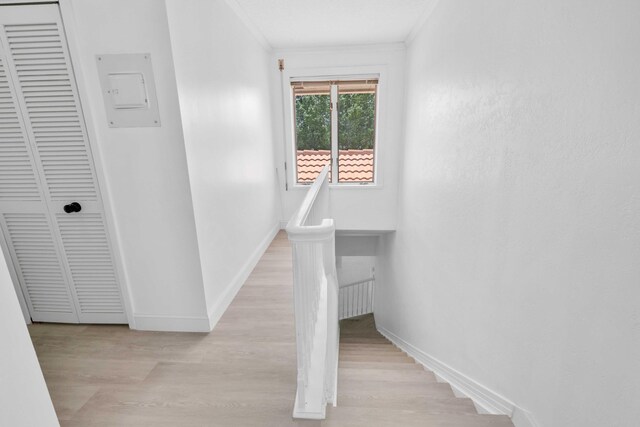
[[0, 4, 126, 324]]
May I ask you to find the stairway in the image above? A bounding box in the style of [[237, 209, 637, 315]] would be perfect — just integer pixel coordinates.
[[324, 314, 514, 427]]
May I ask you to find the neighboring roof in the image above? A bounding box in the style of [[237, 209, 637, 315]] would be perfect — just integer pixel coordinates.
[[296, 149, 374, 183], [297, 150, 331, 182]]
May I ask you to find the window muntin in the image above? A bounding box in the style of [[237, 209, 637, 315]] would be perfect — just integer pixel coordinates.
[[292, 79, 377, 185]]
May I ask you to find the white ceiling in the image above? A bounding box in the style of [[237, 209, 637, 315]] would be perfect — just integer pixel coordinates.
[[227, 0, 436, 49]]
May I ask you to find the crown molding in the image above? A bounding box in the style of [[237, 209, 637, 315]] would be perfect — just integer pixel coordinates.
[[273, 42, 406, 56], [404, 0, 441, 45], [222, 0, 272, 52]]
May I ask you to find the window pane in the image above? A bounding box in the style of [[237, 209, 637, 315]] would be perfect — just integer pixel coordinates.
[[338, 83, 376, 183], [293, 83, 331, 183]]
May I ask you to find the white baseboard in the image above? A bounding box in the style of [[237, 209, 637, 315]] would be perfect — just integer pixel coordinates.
[[133, 313, 211, 332], [377, 326, 538, 427], [279, 219, 289, 229], [207, 222, 281, 330]]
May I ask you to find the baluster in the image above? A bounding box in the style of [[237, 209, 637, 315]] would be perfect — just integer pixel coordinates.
[[354, 283, 358, 316], [364, 281, 368, 314], [371, 279, 375, 313], [347, 285, 350, 318], [366, 280, 370, 313], [349, 285, 353, 318], [352, 284, 356, 317]]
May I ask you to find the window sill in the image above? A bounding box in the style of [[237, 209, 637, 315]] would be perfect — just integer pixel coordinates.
[[290, 183, 382, 191]]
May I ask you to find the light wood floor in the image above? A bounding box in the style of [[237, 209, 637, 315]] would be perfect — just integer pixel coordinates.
[[29, 231, 513, 426]]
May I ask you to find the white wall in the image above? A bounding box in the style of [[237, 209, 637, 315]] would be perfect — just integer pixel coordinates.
[[376, 1, 640, 426], [271, 45, 405, 231], [337, 256, 375, 286], [62, 0, 209, 331], [0, 260, 58, 426], [165, 0, 281, 326]]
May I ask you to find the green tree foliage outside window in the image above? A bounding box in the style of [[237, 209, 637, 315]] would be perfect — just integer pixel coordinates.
[[295, 94, 331, 150], [338, 93, 376, 150], [295, 92, 375, 151]]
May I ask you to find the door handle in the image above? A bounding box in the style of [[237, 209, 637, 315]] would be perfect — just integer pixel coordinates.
[[63, 202, 82, 214]]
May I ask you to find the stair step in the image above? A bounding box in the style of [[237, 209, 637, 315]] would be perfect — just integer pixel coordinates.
[[340, 330, 383, 336], [337, 395, 478, 414], [340, 340, 385, 347], [340, 341, 398, 350], [340, 354, 416, 363], [338, 361, 425, 371], [339, 379, 455, 399], [340, 345, 410, 357], [325, 407, 513, 427], [339, 346, 399, 354], [334, 313, 514, 426], [339, 367, 437, 383], [340, 335, 385, 340], [339, 350, 408, 359], [340, 337, 389, 343]]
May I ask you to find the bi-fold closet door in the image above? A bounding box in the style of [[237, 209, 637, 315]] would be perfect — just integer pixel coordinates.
[[0, 4, 126, 324]]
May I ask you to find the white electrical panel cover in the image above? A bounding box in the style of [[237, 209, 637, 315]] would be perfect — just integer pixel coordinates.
[[96, 53, 160, 127]]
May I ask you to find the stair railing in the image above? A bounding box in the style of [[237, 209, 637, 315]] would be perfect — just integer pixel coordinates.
[[286, 164, 339, 420], [339, 276, 375, 320]]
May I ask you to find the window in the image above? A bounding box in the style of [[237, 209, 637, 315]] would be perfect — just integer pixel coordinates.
[[292, 79, 378, 184]]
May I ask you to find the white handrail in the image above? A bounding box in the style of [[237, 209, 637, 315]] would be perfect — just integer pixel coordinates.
[[339, 277, 375, 288], [286, 165, 339, 420]]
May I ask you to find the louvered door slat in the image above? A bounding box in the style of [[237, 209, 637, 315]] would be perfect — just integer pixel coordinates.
[[56, 213, 125, 319], [0, 58, 39, 200], [4, 22, 97, 201], [3, 213, 76, 321]]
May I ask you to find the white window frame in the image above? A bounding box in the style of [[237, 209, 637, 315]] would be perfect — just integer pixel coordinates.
[[282, 66, 387, 189]]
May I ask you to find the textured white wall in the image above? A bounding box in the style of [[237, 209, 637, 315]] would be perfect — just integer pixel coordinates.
[[63, 0, 208, 329], [271, 45, 406, 231], [376, 1, 640, 426], [165, 0, 281, 322], [0, 259, 58, 426]]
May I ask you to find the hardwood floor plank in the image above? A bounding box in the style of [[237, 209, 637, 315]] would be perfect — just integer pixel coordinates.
[[29, 323, 88, 338], [46, 384, 101, 421], [37, 355, 157, 386], [64, 386, 318, 427]]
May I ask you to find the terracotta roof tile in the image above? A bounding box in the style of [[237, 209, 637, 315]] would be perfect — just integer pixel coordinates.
[[296, 149, 374, 183]]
